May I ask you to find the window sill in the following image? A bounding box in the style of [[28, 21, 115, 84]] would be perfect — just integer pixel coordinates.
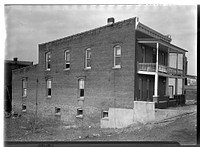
[[112, 65, 121, 69], [64, 68, 70, 71], [45, 69, 51, 71], [101, 117, 109, 120], [76, 114, 83, 118], [84, 67, 91, 70], [22, 110, 27, 113], [55, 113, 61, 116], [47, 96, 52, 99], [77, 97, 84, 101]]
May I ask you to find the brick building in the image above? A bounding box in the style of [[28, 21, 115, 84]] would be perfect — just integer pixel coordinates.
[[4, 58, 33, 113], [12, 17, 188, 126]]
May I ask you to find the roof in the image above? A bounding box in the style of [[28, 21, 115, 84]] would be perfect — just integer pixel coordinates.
[[137, 38, 188, 53], [39, 17, 187, 53], [5, 60, 33, 66], [39, 17, 137, 46]]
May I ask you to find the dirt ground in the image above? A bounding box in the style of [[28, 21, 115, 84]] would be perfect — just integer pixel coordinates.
[[4, 102, 197, 145]]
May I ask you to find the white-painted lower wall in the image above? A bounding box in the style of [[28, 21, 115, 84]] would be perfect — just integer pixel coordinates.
[[100, 101, 155, 128]]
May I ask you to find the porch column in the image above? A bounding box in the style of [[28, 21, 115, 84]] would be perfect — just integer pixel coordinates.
[[165, 77, 169, 95], [153, 42, 159, 103]]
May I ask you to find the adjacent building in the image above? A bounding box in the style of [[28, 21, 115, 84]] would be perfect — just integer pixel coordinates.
[[12, 17, 188, 126], [4, 58, 33, 113]]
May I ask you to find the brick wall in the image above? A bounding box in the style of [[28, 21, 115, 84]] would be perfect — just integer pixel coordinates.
[[12, 18, 137, 127]]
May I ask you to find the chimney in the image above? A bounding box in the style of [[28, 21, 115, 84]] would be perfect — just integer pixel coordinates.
[[107, 17, 115, 25], [13, 57, 18, 62]]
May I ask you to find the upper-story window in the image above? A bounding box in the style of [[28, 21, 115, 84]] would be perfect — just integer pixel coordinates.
[[22, 79, 27, 97], [65, 50, 70, 70], [114, 45, 121, 68], [45, 52, 51, 71], [85, 48, 91, 69], [47, 79, 52, 98]]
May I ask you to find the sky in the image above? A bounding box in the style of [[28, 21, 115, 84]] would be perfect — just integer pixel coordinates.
[[4, 5, 197, 75]]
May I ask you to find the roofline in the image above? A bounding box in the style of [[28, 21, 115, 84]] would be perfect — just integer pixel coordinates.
[[39, 17, 137, 46], [12, 64, 38, 72], [137, 38, 188, 53], [4, 60, 33, 65], [137, 22, 172, 43]]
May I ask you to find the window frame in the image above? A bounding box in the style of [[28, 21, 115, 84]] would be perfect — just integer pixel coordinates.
[[76, 108, 83, 118], [113, 45, 121, 68], [22, 104, 26, 112], [85, 48, 91, 69], [78, 78, 85, 100], [64, 50, 70, 70], [55, 107, 61, 116], [102, 111, 109, 118], [46, 79, 52, 98], [22, 79, 27, 97], [45, 52, 51, 71]]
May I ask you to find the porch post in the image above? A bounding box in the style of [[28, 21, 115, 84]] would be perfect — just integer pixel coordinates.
[[165, 77, 169, 95], [153, 42, 159, 103]]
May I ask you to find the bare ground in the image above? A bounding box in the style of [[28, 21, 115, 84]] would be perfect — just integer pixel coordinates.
[[5, 103, 196, 145]]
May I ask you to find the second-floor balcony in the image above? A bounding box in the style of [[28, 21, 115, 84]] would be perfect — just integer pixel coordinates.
[[137, 62, 183, 76]]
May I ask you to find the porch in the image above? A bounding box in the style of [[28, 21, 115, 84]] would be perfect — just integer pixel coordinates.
[[137, 63, 183, 76]]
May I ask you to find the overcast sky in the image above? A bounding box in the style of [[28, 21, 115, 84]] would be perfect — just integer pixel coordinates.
[[4, 5, 197, 75]]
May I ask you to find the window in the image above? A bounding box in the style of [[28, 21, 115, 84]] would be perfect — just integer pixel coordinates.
[[22, 79, 27, 97], [102, 111, 108, 118], [168, 85, 174, 99], [47, 79, 52, 98], [45, 52, 51, 70], [55, 107, 61, 116], [78, 79, 84, 99], [177, 79, 183, 94], [22, 104, 26, 112], [178, 54, 183, 70], [114, 45, 121, 68], [65, 50, 70, 70], [152, 49, 156, 63], [85, 48, 91, 69], [76, 108, 83, 118]]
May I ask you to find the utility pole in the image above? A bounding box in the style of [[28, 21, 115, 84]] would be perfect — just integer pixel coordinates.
[[34, 79, 38, 133]]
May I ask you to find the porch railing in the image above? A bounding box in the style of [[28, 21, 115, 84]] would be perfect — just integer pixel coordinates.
[[137, 62, 183, 76]]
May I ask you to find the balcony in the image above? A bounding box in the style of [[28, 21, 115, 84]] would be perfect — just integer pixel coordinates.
[[137, 62, 183, 76]]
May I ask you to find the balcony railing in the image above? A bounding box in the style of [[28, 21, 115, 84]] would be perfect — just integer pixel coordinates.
[[137, 62, 183, 76]]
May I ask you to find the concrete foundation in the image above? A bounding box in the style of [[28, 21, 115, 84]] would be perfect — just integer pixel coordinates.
[[100, 101, 155, 128], [133, 101, 155, 123], [100, 108, 134, 128]]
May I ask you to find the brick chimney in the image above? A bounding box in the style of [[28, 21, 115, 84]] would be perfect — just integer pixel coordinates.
[[13, 57, 18, 62], [107, 17, 115, 25]]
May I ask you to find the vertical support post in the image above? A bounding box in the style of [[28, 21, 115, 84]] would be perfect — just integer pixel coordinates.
[[156, 42, 159, 73], [176, 51, 178, 74], [34, 79, 38, 133], [165, 77, 169, 95], [153, 42, 159, 104]]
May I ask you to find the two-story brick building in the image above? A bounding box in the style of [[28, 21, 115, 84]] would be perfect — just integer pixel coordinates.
[[12, 17, 187, 126]]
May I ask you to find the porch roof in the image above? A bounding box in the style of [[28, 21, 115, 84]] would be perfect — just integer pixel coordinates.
[[137, 38, 188, 53]]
